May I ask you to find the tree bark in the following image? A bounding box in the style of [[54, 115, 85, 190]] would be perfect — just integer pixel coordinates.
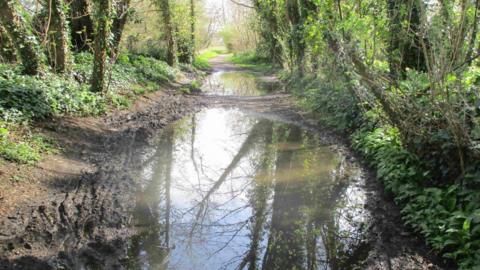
[[189, 0, 195, 64], [48, 0, 72, 72], [110, 0, 131, 58], [90, 0, 111, 92], [0, 0, 42, 75], [0, 24, 16, 63], [159, 0, 177, 67], [69, 0, 94, 52], [285, 0, 306, 75]]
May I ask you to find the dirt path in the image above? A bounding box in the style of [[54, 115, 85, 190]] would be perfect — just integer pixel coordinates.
[[0, 56, 448, 269], [200, 56, 448, 269]]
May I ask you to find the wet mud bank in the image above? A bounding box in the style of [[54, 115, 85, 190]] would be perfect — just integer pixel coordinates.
[[0, 91, 204, 269]]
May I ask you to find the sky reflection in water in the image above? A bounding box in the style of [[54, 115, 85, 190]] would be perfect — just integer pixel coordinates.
[[128, 108, 369, 270]]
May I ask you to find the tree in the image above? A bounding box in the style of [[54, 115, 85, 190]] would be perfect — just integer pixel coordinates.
[[0, 24, 16, 63], [0, 0, 42, 75], [70, 0, 94, 52], [159, 0, 177, 67], [47, 0, 72, 72], [387, 0, 427, 79], [110, 0, 131, 58], [189, 0, 195, 64], [90, 0, 111, 92]]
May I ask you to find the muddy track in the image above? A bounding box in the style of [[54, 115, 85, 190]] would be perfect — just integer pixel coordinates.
[[203, 93, 448, 270], [0, 93, 204, 269], [0, 61, 448, 269]]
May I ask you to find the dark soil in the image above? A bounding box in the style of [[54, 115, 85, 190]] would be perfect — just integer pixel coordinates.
[[0, 57, 451, 269]]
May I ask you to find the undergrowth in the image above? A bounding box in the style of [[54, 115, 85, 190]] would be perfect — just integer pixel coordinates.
[[228, 51, 272, 71], [0, 53, 178, 164]]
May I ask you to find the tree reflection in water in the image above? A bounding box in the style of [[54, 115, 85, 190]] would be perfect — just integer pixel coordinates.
[[127, 108, 369, 270]]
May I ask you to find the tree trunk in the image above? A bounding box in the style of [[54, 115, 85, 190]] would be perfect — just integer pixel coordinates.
[[0, 24, 16, 63], [90, 0, 111, 92], [159, 0, 177, 67], [48, 0, 72, 72], [70, 0, 94, 52], [387, 0, 427, 79], [110, 0, 131, 58], [285, 0, 306, 75], [189, 0, 195, 64], [252, 0, 283, 65], [0, 0, 42, 75]]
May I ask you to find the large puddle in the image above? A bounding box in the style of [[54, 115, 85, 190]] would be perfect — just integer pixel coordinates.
[[127, 108, 370, 269], [203, 71, 275, 96]]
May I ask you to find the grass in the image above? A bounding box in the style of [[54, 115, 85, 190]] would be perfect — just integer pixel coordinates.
[[193, 47, 229, 69], [0, 121, 56, 164], [228, 51, 273, 72]]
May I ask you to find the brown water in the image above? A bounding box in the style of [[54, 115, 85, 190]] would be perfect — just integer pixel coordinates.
[[127, 108, 370, 270]]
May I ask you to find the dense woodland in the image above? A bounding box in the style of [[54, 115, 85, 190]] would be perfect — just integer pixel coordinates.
[[0, 0, 479, 269]]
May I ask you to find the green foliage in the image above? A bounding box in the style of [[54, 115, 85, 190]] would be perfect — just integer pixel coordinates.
[[0, 121, 55, 164], [352, 126, 480, 269], [0, 63, 106, 121], [0, 52, 179, 165], [128, 54, 177, 82], [228, 51, 272, 71], [193, 48, 228, 69], [292, 71, 479, 268]]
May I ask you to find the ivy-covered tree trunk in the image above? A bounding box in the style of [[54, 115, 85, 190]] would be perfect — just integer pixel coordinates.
[[48, 0, 72, 73], [159, 0, 178, 67], [387, 0, 427, 79], [252, 0, 283, 65], [70, 0, 94, 52], [90, 0, 111, 92], [110, 0, 131, 58], [0, 24, 16, 63], [285, 0, 306, 75], [189, 0, 195, 64], [0, 0, 42, 75]]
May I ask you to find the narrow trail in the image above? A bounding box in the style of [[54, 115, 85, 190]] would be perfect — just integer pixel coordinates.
[[0, 55, 446, 270]]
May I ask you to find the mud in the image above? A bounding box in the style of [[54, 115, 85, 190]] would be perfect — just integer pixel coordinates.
[[0, 91, 204, 269], [0, 57, 450, 269]]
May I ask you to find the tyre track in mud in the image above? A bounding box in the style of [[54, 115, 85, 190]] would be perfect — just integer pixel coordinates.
[[0, 93, 204, 269]]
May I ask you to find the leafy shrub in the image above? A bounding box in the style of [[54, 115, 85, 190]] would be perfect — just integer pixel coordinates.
[[352, 126, 480, 269], [129, 55, 177, 83], [228, 51, 272, 71], [0, 121, 55, 164], [0, 53, 179, 165], [299, 79, 359, 132], [0, 64, 106, 121], [293, 74, 480, 268]]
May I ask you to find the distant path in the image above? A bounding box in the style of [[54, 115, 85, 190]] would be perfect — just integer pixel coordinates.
[[208, 54, 238, 71]]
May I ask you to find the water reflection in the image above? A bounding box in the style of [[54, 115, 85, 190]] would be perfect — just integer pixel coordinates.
[[203, 71, 273, 96], [128, 108, 369, 270]]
